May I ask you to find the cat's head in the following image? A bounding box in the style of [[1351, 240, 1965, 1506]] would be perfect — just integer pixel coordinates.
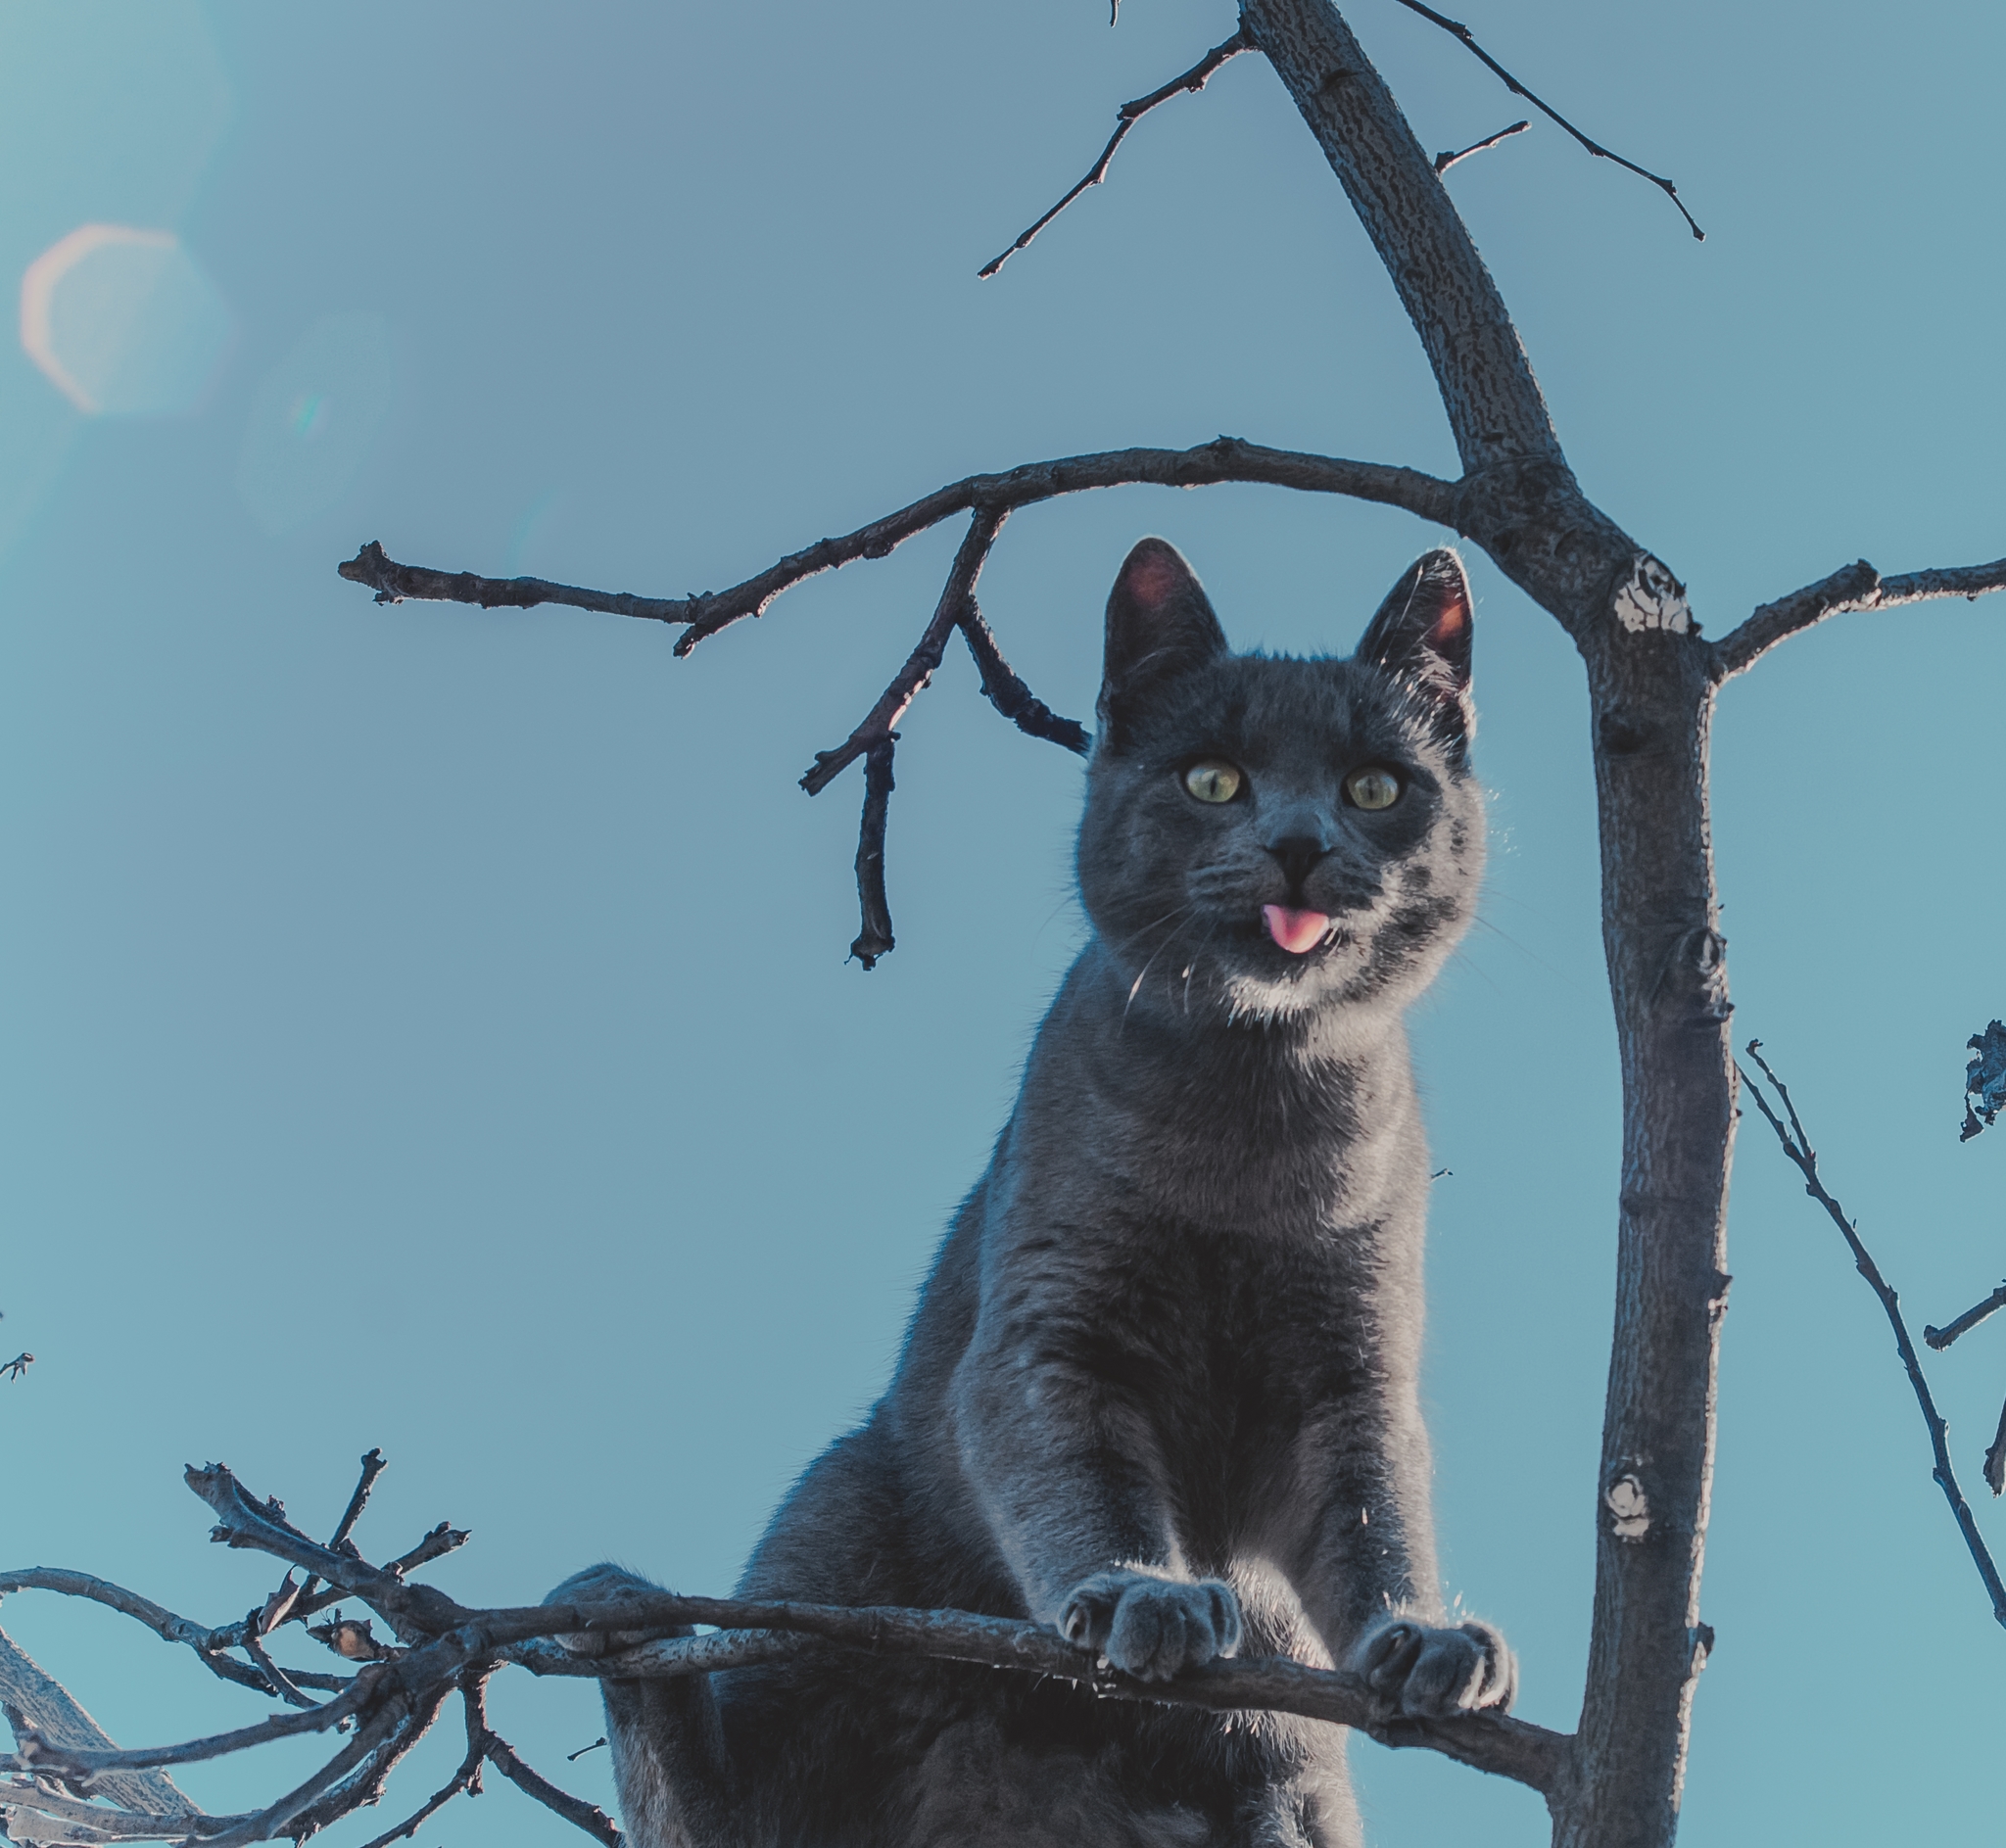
[[1076, 538, 1484, 1027]]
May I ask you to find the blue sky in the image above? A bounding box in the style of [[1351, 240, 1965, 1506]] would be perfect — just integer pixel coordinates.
[[2, 3, 2002, 1843]]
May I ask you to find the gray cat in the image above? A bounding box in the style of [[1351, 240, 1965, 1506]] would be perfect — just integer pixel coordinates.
[[549, 539, 1512, 1847]]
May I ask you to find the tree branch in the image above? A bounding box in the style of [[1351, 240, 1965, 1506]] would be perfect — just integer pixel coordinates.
[[5, 1451, 1570, 1848], [1739, 1041, 2006, 1628], [0, 1569, 348, 1699], [1240, 0, 1560, 472], [0, 1627, 202, 1822], [1924, 1284, 2006, 1352], [1385, 0, 1702, 238], [1712, 555, 2006, 680], [336, 441, 1457, 653], [794, 506, 1081, 970], [341, 442, 1444, 968], [957, 600, 1092, 754], [1433, 119, 1527, 174], [800, 508, 1011, 797], [978, 29, 1249, 278], [477, 1680, 622, 1848], [848, 740, 897, 969], [1, 1789, 248, 1842]]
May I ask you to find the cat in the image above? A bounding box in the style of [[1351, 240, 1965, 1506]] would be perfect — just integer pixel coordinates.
[[549, 538, 1512, 1847]]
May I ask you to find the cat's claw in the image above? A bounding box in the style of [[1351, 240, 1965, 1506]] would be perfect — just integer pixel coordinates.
[[1348, 1615, 1516, 1719], [543, 1561, 676, 1658], [1057, 1571, 1242, 1682]]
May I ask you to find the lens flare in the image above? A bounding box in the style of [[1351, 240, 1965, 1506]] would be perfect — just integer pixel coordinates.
[[20, 224, 231, 415], [236, 313, 398, 535]]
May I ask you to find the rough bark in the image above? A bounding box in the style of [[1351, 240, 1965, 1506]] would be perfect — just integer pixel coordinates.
[[1242, 5, 1734, 1841]]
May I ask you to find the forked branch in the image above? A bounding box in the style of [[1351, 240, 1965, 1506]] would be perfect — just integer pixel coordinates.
[[341, 440, 1448, 963], [1739, 1042, 2006, 1628]]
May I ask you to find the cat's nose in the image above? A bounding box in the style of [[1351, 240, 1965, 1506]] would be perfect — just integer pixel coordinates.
[[1265, 834, 1330, 892]]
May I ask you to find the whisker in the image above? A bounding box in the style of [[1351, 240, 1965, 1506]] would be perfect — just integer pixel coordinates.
[[1467, 908, 1568, 981], [1123, 911, 1200, 1027], [1107, 902, 1197, 960], [1181, 921, 1220, 1016]]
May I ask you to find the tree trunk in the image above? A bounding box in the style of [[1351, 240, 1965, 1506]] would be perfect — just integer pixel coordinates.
[[1241, 4, 1737, 1840]]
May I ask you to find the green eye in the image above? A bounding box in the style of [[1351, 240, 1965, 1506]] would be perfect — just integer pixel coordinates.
[[1183, 760, 1243, 804], [1345, 766, 1402, 811]]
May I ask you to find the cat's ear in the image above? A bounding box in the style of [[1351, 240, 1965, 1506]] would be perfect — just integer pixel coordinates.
[[1099, 539, 1227, 741], [1357, 548, 1473, 751]]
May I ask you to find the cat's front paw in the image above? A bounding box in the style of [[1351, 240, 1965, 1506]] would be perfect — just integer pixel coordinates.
[[1056, 1570, 1242, 1682], [1348, 1615, 1516, 1719], [543, 1562, 676, 1659]]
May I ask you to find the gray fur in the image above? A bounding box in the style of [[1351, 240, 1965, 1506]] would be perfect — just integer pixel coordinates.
[[549, 540, 1512, 1847]]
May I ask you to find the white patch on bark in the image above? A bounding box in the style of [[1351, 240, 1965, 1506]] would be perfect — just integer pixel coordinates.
[[1604, 1472, 1650, 1541], [1612, 554, 1691, 635]]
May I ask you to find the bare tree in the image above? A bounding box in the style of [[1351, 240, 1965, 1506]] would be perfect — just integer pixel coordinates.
[[7, 5, 2004, 1847]]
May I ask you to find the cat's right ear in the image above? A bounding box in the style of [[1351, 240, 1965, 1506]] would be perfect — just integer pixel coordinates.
[[1357, 548, 1474, 754], [1099, 539, 1227, 745]]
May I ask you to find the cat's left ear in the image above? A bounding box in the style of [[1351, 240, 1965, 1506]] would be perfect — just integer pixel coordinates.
[[1099, 538, 1228, 744], [1357, 548, 1474, 752]]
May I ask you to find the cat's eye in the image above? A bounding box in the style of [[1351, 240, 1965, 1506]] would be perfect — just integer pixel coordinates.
[[1183, 760, 1243, 804], [1345, 766, 1402, 811]]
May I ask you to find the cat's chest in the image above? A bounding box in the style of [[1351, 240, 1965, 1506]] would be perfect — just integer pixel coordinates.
[[1013, 1042, 1416, 1235], [1052, 1218, 1377, 1499]]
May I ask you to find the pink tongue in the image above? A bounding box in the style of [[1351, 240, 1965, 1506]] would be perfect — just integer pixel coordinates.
[[1263, 905, 1331, 955]]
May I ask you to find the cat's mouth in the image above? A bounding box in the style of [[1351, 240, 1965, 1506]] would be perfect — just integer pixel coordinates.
[[1262, 905, 1336, 956]]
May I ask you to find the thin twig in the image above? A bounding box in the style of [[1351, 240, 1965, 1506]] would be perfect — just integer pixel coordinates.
[[336, 440, 1457, 654], [850, 741, 896, 970], [468, 1674, 621, 1848], [0, 1570, 345, 1699], [979, 30, 1248, 278], [281, 1683, 454, 1848], [8, 1681, 366, 1778], [800, 506, 1010, 796], [1, 1354, 29, 1383], [329, 1449, 387, 1556], [1433, 119, 1527, 173], [957, 600, 1092, 755], [382, 1522, 471, 1581], [1713, 555, 2006, 680], [355, 1672, 490, 1848], [1739, 1041, 2006, 1627], [1925, 1283, 2006, 1351], [239, 1631, 313, 1711], [1385, 0, 1703, 238], [1987, 1400, 2006, 1498], [800, 507, 1014, 969], [189, 1701, 408, 1848]]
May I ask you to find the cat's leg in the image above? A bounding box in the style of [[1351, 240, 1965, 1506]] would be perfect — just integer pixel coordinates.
[[949, 1287, 1241, 1683], [544, 1565, 742, 1848], [1288, 1394, 1516, 1721]]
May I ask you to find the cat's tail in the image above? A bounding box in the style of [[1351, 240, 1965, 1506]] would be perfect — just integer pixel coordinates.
[[543, 1565, 740, 1848]]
